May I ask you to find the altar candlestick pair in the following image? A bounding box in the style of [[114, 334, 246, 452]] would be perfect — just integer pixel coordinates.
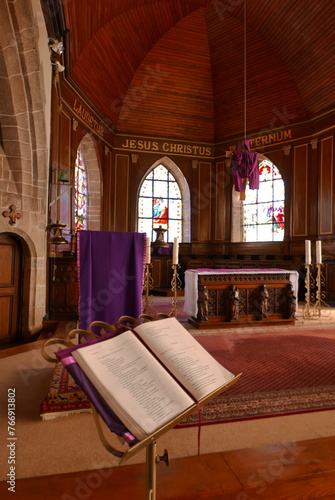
[[305, 239, 322, 265]]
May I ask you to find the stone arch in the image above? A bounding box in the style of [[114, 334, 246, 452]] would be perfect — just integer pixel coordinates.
[[0, 0, 51, 196], [138, 156, 191, 242], [0, 22, 26, 196], [77, 133, 102, 230], [0, 148, 19, 208]]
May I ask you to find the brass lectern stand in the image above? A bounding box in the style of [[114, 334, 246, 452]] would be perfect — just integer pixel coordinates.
[[42, 318, 241, 500], [90, 374, 241, 500]]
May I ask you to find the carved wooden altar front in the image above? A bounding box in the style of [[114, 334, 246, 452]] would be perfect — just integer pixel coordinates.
[[185, 269, 298, 329]]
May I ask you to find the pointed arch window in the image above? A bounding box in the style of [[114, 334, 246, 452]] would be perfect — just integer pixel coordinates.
[[242, 158, 285, 242], [138, 164, 182, 242], [74, 148, 88, 230]]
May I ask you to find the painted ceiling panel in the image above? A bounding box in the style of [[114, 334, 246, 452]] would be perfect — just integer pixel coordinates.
[[62, 0, 334, 141]]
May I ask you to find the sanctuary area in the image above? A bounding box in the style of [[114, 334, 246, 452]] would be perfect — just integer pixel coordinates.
[[1, 1, 335, 499]]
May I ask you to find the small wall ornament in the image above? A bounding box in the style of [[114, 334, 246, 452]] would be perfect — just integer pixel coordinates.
[[2, 205, 23, 225]]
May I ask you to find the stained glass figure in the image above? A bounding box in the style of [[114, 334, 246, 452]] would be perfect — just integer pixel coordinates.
[[74, 149, 88, 230], [138, 164, 182, 242], [242, 159, 284, 242]]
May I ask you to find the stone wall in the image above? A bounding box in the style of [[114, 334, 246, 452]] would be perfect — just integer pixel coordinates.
[[0, 0, 51, 336]]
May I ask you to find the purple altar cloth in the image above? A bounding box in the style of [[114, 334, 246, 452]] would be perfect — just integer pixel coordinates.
[[77, 231, 146, 330], [56, 330, 138, 446]]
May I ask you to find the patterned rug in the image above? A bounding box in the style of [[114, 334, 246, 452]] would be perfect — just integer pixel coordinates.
[[40, 326, 335, 425], [40, 362, 92, 420], [178, 327, 335, 427]]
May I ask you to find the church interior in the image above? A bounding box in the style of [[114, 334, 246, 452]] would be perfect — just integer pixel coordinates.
[[1, 0, 335, 498]]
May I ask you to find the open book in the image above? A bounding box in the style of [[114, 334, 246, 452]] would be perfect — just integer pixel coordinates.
[[72, 317, 239, 441]]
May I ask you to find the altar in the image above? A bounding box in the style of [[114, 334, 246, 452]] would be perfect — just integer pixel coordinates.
[[184, 268, 299, 329]]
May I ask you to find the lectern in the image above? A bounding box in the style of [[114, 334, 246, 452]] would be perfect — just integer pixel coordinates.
[[42, 315, 241, 500]]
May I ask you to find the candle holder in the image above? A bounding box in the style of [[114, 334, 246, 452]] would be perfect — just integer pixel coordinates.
[[170, 264, 182, 317], [302, 263, 315, 319], [142, 263, 154, 314], [313, 263, 331, 317]]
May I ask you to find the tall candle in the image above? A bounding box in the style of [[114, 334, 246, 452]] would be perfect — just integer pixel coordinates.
[[172, 237, 179, 265], [316, 240, 322, 264], [305, 239, 311, 265], [145, 237, 151, 264]]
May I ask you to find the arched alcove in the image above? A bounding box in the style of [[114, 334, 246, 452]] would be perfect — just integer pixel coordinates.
[[137, 156, 191, 243], [76, 133, 102, 231], [231, 155, 285, 243]]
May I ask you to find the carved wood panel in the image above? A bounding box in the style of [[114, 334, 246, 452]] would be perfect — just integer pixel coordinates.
[[190, 272, 296, 328], [293, 144, 308, 237], [48, 257, 79, 320]]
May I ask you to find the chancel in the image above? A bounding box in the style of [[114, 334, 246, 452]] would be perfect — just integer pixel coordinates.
[[1, 0, 335, 498]]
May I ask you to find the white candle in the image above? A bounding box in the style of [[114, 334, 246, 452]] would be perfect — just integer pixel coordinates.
[[172, 237, 179, 265], [305, 239, 311, 265], [316, 240, 322, 264], [145, 237, 151, 264]]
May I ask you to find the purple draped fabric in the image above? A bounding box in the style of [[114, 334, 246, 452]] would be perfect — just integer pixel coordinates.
[[77, 231, 146, 330], [232, 139, 259, 191], [157, 243, 172, 256], [56, 330, 138, 446]]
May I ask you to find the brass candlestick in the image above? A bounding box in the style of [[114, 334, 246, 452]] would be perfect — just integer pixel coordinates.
[[170, 264, 182, 317], [142, 263, 154, 314], [303, 263, 314, 319], [313, 263, 331, 318]]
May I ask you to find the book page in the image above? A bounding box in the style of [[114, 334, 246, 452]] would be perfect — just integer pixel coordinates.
[[134, 317, 235, 401], [72, 330, 194, 441]]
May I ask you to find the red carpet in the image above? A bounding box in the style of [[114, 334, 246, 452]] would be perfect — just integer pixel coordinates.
[[41, 325, 335, 425], [178, 327, 335, 426]]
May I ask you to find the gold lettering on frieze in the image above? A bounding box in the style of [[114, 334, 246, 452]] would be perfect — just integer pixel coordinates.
[[120, 138, 212, 156], [73, 99, 104, 137], [248, 129, 292, 149]]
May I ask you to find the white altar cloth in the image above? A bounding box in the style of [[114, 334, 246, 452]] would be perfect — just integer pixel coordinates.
[[184, 268, 299, 317]]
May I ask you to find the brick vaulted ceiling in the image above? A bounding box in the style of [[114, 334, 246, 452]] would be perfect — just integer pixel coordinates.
[[62, 0, 335, 143]]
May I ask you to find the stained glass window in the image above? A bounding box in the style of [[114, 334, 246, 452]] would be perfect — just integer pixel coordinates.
[[138, 164, 182, 242], [74, 148, 87, 230], [242, 159, 285, 242]]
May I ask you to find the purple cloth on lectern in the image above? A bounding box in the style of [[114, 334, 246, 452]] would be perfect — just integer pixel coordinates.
[[77, 231, 146, 330], [157, 243, 172, 256], [56, 330, 139, 446]]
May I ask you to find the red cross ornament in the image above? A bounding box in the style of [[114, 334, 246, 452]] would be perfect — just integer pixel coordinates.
[[2, 205, 23, 225]]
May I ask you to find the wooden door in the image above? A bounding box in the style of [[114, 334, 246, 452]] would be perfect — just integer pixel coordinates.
[[0, 234, 22, 346]]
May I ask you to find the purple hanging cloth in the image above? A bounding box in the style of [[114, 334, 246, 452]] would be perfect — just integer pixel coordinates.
[[231, 139, 259, 191], [77, 231, 146, 330]]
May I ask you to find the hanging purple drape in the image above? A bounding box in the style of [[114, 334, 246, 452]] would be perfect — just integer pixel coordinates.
[[232, 139, 259, 191], [77, 231, 146, 330]]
